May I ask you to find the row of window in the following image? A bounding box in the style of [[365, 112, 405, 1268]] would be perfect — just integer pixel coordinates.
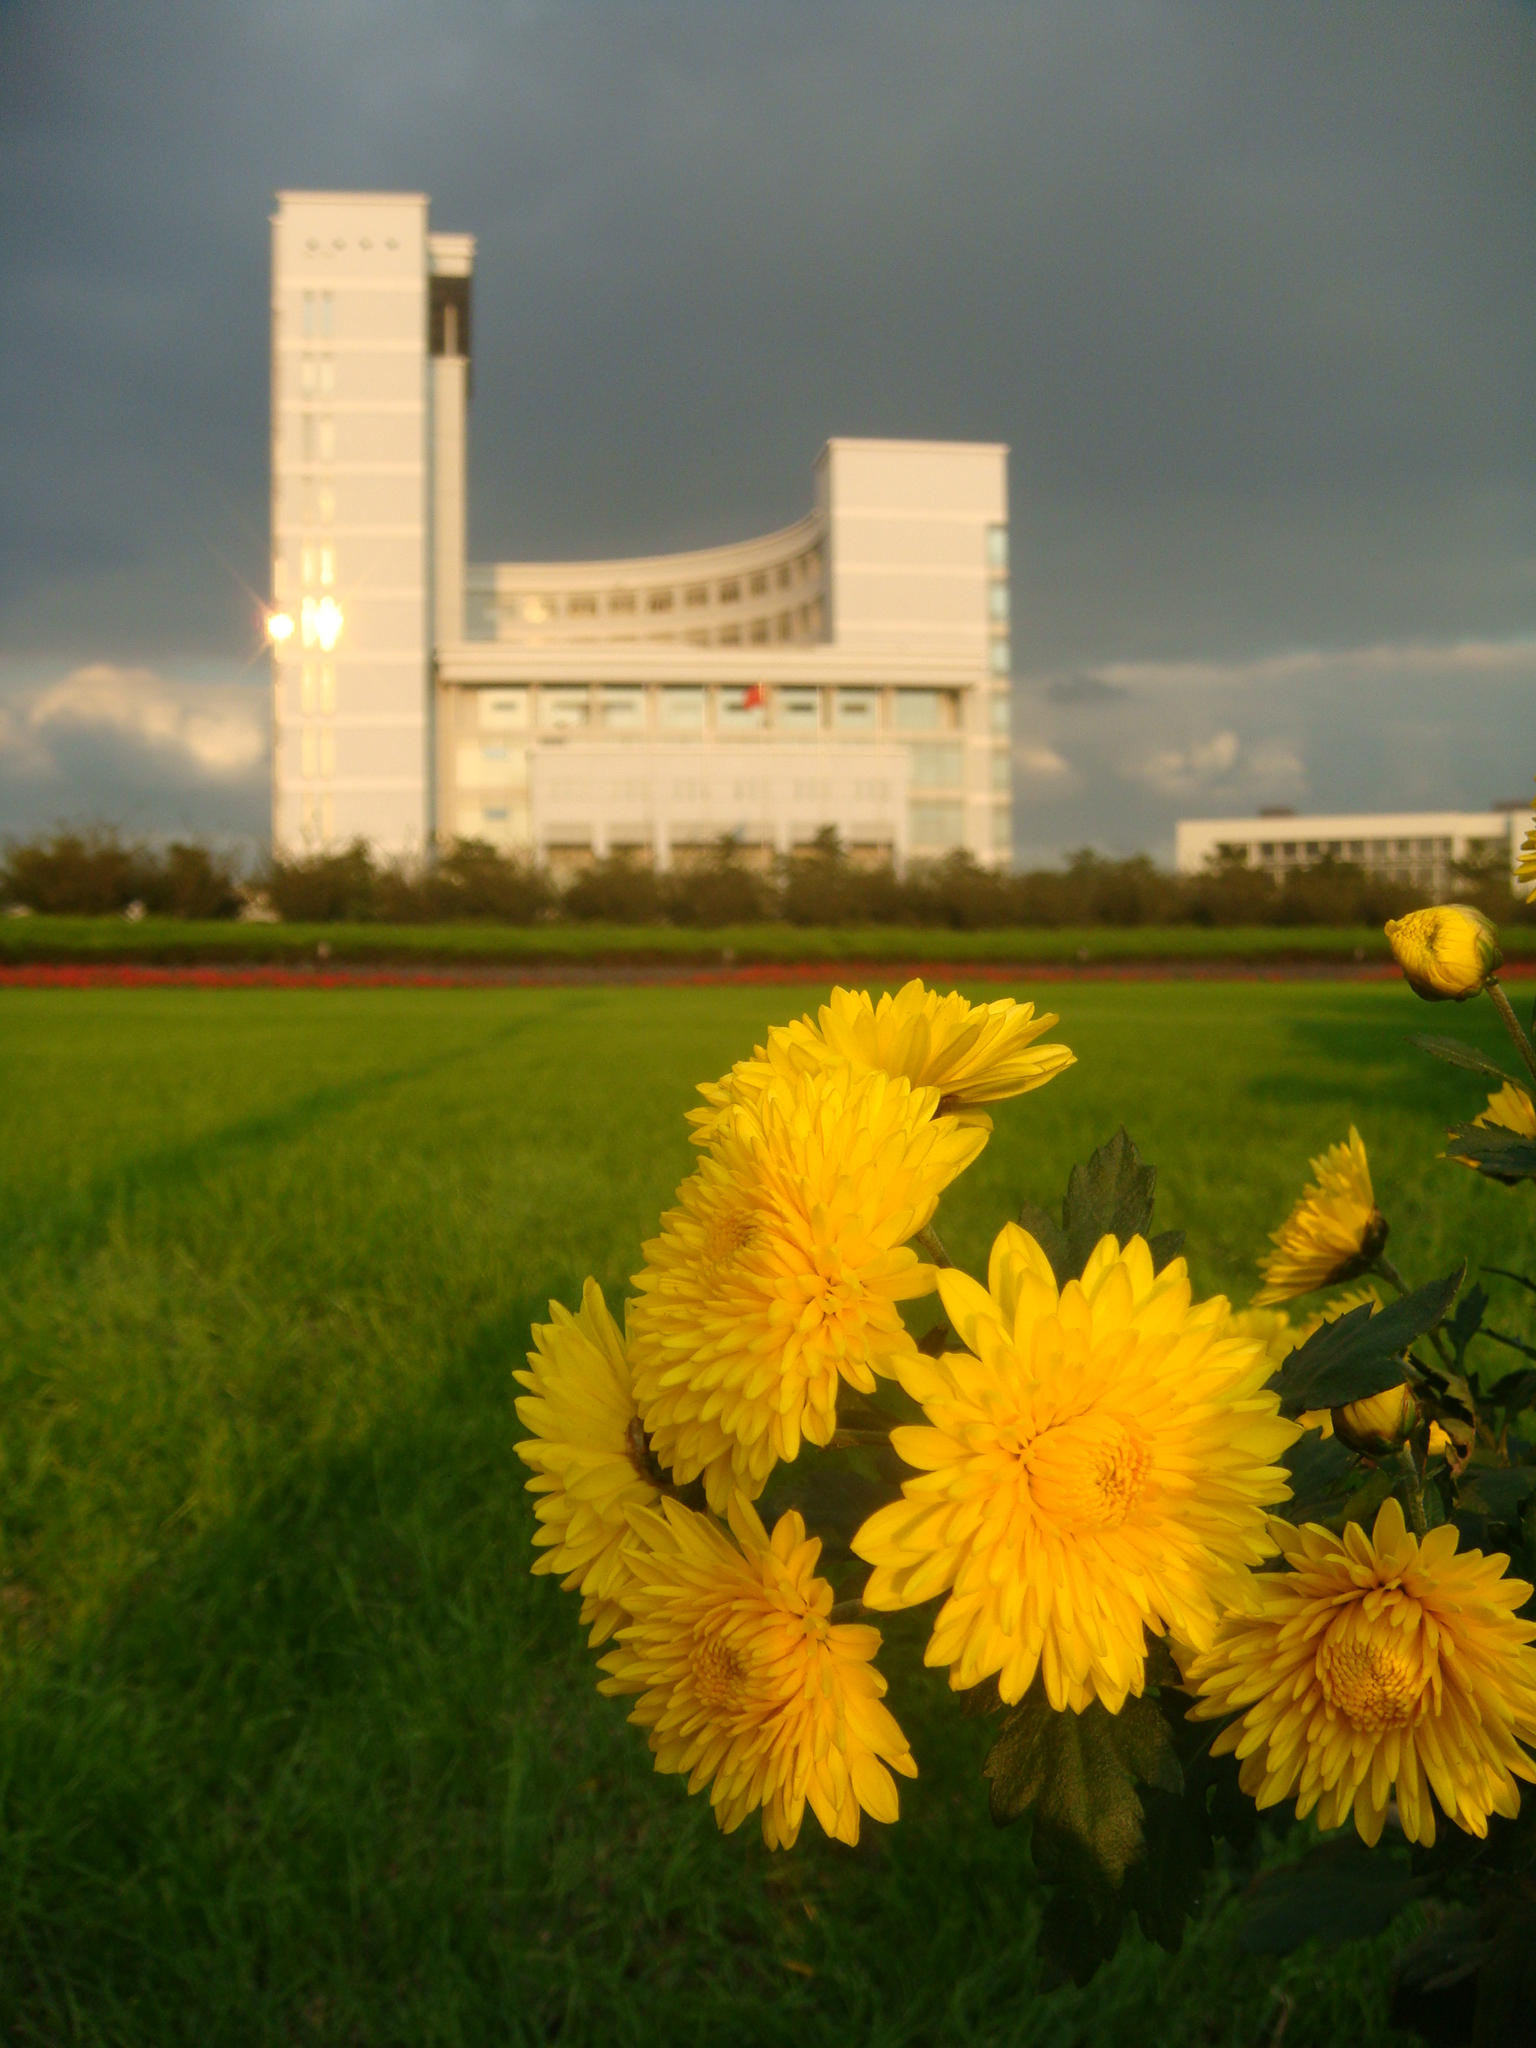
[[299, 663, 336, 716], [299, 414, 335, 462], [302, 236, 399, 254], [477, 683, 983, 737], [300, 354, 336, 396], [501, 553, 823, 626], [1239, 835, 1481, 862]]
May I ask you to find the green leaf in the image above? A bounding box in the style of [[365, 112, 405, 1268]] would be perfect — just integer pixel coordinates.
[[1389, 1911, 1485, 2047], [1280, 1429, 1361, 1524], [1060, 1128, 1158, 1279], [1270, 1266, 1465, 1418], [1148, 1229, 1186, 1274], [1034, 1891, 1126, 1989], [1015, 1200, 1071, 1286], [983, 1683, 1181, 1902], [1456, 1466, 1536, 1522], [1486, 1366, 1536, 1412], [1446, 1123, 1536, 1182], [1409, 1033, 1519, 1085], [1240, 1837, 1426, 1955], [1447, 1283, 1488, 1370]]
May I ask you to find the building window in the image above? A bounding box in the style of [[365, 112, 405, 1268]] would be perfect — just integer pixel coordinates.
[[661, 686, 704, 731], [484, 805, 508, 822], [600, 688, 644, 732], [301, 354, 316, 396], [301, 726, 316, 779], [320, 662, 335, 714], [895, 690, 942, 732], [482, 743, 508, 762], [301, 292, 314, 338], [912, 744, 963, 789], [319, 355, 335, 396], [776, 688, 819, 729], [684, 585, 708, 607], [989, 693, 1010, 735], [520, 595, 551, 624], [480, 689, 529, 730], [986, 525, 1008, 571], [988, 584, 1010, 622], [990, 750, 1011, 793], [319, 487, 335, 524], [989, 640, 1011, 676], [749, 572, 767, 596], [834, 689, 880, 731], [776, 564, 791, 589], [718, 579, 740, 603], [319, 728, 335, 779], [609, 591, 636, 614], [718, 685, 767, 731], [777, 613, 793, 640], [318, 417, 335, 461], [320, 291, 334, 337], [567, 593, 597, 616], [539, 690, 589, 732], [648, 589, 674, 612], [321, 792, 334, 840], [319, 547, 335, 586], [301, 415, 315, 460], [910, 799, 965, 849], [301, 664, 316, 715], [748, 619, 769, 644], [718, 624, 742, 646]]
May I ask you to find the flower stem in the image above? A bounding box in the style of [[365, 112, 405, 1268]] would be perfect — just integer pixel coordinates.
[[1396, 1451, 1429, 1539], [830, 1428, 894, 1449], [915, 1223, 953, 1268], [828, 1599, 867, 1624], [1487, 980, 1536, 1087]]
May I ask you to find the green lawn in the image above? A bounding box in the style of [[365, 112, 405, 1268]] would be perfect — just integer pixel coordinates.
[[0, 979, 1531, 2045], [6, 912, 1536, 967]]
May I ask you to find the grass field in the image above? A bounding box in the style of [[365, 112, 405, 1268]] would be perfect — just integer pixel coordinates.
[[2, 978, 1533, 2045], [6, 912, 1536, 969]]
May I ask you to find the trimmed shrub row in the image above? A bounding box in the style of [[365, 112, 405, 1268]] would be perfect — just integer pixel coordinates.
[[3, 827, 1529, 930]]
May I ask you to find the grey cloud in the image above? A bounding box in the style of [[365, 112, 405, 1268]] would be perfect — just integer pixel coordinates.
[[1044, 673, 1131, 708]]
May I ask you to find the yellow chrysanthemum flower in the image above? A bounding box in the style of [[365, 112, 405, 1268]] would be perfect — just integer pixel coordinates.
[[851, 1225, 1299, 1713], [688, 978, 1073, 1142], [631, 1063, 985, 1512], [1514, 780, 1535, 896], [1227, 1304, 1299, 1370], [1384, 904, 1502, 1002], [1254, 1126, 1387, 1306], [1185, 1498, 1536, 1847], [598, 1494, 917, 1849], [513, 1279, 663, 1645], [1475, 1080, 1536, 1139], [1288, 1283, 1382, 1437]]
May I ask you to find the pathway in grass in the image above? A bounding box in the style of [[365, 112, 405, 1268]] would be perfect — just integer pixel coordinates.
[[0, 980, 1528, 2044]]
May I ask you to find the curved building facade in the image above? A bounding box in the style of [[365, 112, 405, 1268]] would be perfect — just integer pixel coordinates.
[[270, 190, 1014, 870]]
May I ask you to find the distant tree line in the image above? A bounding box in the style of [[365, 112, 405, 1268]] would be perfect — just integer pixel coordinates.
[[2, 826, 1530, 929]]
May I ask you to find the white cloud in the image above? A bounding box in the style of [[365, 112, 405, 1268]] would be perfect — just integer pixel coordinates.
[[1131, 728, 1241, 794], [1012, 742, 1072, 778], [25, 664, 264, 776]]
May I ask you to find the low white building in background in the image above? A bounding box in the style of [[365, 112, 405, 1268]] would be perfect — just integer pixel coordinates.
[[268, 190, 1013, 871], [1176, 807, 1534, 895]]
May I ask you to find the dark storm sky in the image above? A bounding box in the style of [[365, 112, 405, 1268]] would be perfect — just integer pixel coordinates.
[[1, 0, 1532, 857]]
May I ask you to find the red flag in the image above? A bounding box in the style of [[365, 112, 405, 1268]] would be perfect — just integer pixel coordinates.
[[740, 683, 767, 710]]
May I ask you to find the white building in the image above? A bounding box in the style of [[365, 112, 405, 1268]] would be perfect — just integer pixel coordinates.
[[269, 190, 1013, 871], [1176, 808, 1534, 895]]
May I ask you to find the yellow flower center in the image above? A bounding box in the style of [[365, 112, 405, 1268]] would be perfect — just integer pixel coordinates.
[[1025, 1413, 1153, 1529], [1318, 1626, 1423, 1732], [691, 1631, 750, 1709], [700, 1205, 760, 1270]]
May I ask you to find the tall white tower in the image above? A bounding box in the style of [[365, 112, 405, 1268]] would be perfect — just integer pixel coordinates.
[[269, 192, 473, 856]]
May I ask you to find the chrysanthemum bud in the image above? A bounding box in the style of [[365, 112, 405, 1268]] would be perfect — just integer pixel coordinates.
[[1331, 1382, 1419, 1457], [1384, 905, 1502, 1003]]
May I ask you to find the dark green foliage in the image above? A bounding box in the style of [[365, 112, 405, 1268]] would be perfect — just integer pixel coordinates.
[[1241, 1839, 1427, 1955], [1018, 1127, 1160, 1285], [561, 850, 665, 921], [265, 836, 379, 920], [1446, 1122, 1536, 1181], [1281, 1430, 1362, 1523], [1410, 1033, 1520, 1085], [1269, 1266, 1465, 1417], [0, 828, 241, 917]]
